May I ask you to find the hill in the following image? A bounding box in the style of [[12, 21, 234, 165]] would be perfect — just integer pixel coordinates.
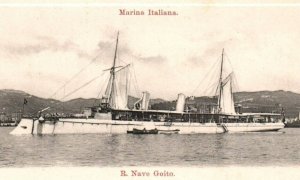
[[0, 89, 166, 116], [0, 89, 300, 117], [151, 90, 300, 117]]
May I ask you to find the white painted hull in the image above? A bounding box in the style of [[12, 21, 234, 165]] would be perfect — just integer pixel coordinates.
[[10, 118, 221, 135], [10, 118, 285, 135], [224, 123, 285, 133]]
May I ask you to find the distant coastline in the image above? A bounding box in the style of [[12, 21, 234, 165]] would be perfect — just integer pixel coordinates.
[[0, 89, 300, 117]]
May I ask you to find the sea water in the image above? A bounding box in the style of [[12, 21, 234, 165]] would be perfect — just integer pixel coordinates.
[[0, 127, 299, 167]]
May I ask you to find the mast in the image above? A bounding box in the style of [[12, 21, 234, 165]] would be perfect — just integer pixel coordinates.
[[108, 31, 119, 105], [218, 48, 224, 110]]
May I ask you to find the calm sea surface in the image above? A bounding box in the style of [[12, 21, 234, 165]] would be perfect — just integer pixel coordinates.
[[0, 127, 299, 167]]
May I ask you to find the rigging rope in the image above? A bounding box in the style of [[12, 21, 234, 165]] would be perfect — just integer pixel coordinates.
[[93, 73, 110, 105], [191, 55, 221, 96], [44, 68, 107, 110], [131, 64, 141, 97], [191, 50, 240, 98], [224, 53, 239, 92], [60, 74, 103, 101], [48, 42, 112, 99], [113, 56, 140, 98], [203, 81, 220, 97], [114, 46, 140, 98]]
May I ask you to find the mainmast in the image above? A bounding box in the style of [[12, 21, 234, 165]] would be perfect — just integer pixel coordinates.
[[218, 48, 224, 111]]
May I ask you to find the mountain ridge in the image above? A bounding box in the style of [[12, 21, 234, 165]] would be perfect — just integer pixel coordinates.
[[0, 89, 299, 117]]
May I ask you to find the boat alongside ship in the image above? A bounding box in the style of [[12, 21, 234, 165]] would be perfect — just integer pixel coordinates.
[[10, 33, 285, 135]]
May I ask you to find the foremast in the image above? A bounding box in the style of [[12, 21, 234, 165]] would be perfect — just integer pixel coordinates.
[[107, 31, 119, 107], [102, 32, 130, 110]]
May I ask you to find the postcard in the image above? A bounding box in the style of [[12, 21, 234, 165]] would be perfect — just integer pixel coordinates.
[[0, 1, 300, 180]]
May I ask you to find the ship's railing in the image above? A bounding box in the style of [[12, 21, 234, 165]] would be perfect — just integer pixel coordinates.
[[108, 109, 284, 124]]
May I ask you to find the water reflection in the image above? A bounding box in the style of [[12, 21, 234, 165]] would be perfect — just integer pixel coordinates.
[[0, 128, 299, 167]]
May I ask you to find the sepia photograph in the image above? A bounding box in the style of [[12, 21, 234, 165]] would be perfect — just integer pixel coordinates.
[[0, 1, 300, 179]]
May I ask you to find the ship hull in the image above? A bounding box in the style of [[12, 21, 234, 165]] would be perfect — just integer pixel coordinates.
[[222, 123, 285, 133], [10, 118, 284, 135]]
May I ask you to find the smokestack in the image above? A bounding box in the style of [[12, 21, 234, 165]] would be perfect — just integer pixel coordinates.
[[134, 91, 150, 110], [141, 91, 150, 110], [176, 93, 186, 112]]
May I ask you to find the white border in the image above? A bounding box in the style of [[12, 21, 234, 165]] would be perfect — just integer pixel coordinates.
[[0, 3, 300, 8]]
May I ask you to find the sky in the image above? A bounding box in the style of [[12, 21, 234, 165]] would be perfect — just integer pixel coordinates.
[[0, 3, 300, 101]]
